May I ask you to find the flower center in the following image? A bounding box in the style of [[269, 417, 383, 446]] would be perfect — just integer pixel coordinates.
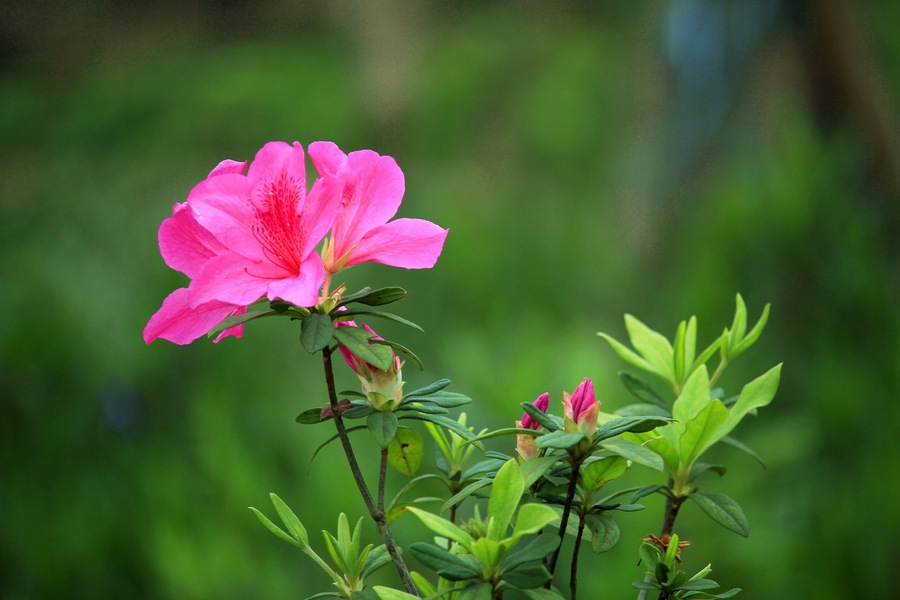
[[251, 174, 305, 272]]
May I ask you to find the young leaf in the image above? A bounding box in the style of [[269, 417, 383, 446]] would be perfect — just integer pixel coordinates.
[[519, 456, 560, 489], [300, 313, 334, 353], [442, 478, 492, 513], [679, 400, 730, 468], [598, 333, 663, 379], [581, 456, 628, 492], [208, 309, 279, 338], [346, 286, 408, 307], [594, 416, 673, 442], [487, 460, 525, 540], [501, 534, 559, 571], [534, 430, 585, 450], [372, 587, 420, 600], [600, 439, 664, 472], [619, 372, 669, 409], [404, 379, 452, 398], [368, 412, 399, 448], [671, 366, 712, 434], [720, 435, 767, 469], [296, 407, 327, 424], [406, 506, 474, 547], [624, 314, 676, 383], [730, 303, 770, 359], [708, 364, 781, 447], [511, 503, 560, 539], [249, 506, 304, 549], [270, 493, 309, 547], [689, 492, 749, 537], [387, 427, 424, 476]]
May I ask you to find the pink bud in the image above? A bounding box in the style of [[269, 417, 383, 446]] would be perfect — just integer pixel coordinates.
[[521, 392, 550, 431], [563, 378, 599, 434]]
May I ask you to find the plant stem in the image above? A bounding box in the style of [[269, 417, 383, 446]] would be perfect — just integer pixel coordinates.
[[321, 347, 418, 596], [548, 458, 581, 576], [570, 516, 586, 600], [379, 447, 388, 510]]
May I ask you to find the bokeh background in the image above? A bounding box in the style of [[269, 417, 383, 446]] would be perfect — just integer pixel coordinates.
[[2, 1, 898, 598]]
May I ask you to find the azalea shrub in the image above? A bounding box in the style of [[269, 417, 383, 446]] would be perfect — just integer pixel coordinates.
[[145, 139, 781, 600]]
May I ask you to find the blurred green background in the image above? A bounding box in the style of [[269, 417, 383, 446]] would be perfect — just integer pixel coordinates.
[[2, 1, 898, 598]]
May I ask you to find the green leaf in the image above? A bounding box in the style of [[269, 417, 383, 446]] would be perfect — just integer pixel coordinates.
[[396, 403, 449, 415], [731, 303, 770, 358], [406, 506, 474, 547], [338, 308, 424, 333], [457, 583, 492, 600], [581, 456, 628, 492], [689, 463, 727, 482], [534, 430, 584, 450], [404, 379, 451, 398], [520, 589, 567, 600], [501, 534, 559, 571], [585, 514, 619, 553], [388, 427, 424, 476], [671, 366, 712, 435], [729, 294, 748, 349], [500, 561, 552, 589], [249, 506, 304, 549], [679, 400, 730, 467], [368, 412, 399, 448], [296, 407, 326, 424], [625, 314, 676, 383], [639, 540, 663, 567], [689, 492, 749, 537], [708, 364, 781, 447], [372, 586, 421, 600], [487, 460, 524, 540], [598, 333, 663, 379], [691, 333, 724, 373], [519, 455, 560, 488], [406, 390, 472, 408], [408, 543, 481, 581], [270, 493, 309, 547], [399, 414, 479, 446], [333, 326, 394, 371], [594, 416, 673, 442], [615, 403, 671, 418], [207, 309, 279, 338], [720, 435, 767, 469], [361, 545, 391, 579], [345, 286, 407, 307], [676, 579, 721, 591], [631, 484, 668, 502], [521, 402, 560, 431], [442, 478, 492, 513], [622, 431, 679, 474], [512, 503, 560, 539], [300, 313, 334, 353], [674, 320, 687, 383], [371, 338, 424, 370], [600, 439, 664, 472], [619, 372, 669, 409]]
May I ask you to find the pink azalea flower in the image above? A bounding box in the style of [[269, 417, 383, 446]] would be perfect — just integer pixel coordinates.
[[144, 160, 249, 345], [308, 141, 448, 274], [186, 141, 344, 309], [520, 392, 550, 431], [563, 378, 599, 435]]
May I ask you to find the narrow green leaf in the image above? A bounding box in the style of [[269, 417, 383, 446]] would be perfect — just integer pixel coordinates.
[[208, 309, 280, 338], [622, 431, 680, 474], [519, 455, 560, 489], [501, 561, 552, 589], [399, 414, 479, 445], [521, 402, 560, 432], [457, 583, 493, 600], [361, 544, 391, 579], [619, 372, 669, 409], [346, 286, 408, 307], [625, 314, 676, 383], [368, 412, 399, 448], [671, 366, 712, 434], [388, 427, 423, 476], [684, 316, 697, 376], [598, 333, 664, 379], [270, 493, 309, 547], [249, 506, 304, 548], [339, 308, 424, 333], [679, 400, 730, 468], [631, 484, 668, 502], [442, 478, 492, 513], [690, 332, 724, 373], [720, 435, 767, 469], [373, 586, 421, 600], [707, 364, 782, 448], [731, 303, 770, 358], [676, 578, 720, 591], [729, 294, 748, 349], [534, 430, 584, 450], [501, 534, 559, 571], [322, 530, 348, 574], [600, 439, 664, 472], [405, 390, 472, 408], [406, 506, 474, 547], [396, 403, 449, 415], [487, 460, 524, 540], [300, 313, 334, 353], [689, 463, 727, 482], [404, 379, 451, 398], [674, 320, 687, 383], [689, 492, 749, 537], [594, 416, 673, 442], [333, 326, 394, 370], [371, 338, 424, 370]]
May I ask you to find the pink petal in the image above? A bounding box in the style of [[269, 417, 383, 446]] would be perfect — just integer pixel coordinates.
[[308, 141, 347, 175], [348, 218, 448, 269], [186, 173, 261, 260], [246, 141, 306, 194], [208, 159, 248, 178], [298, 174, 344, 257], [188, 253, 280, 307], [264, 251, 326, 307], [331, 151, 405, 259], [144, 288, 242, 345], [214, 305, 246, 343], [158, 204, 229, 278]]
